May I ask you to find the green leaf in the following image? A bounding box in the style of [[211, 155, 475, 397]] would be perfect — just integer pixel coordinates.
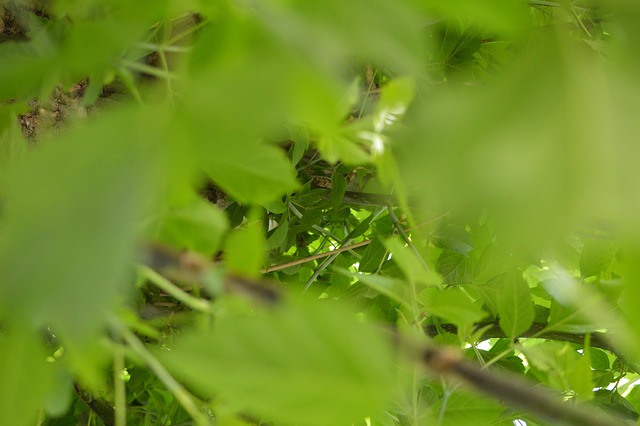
[[590, 348, 610, 370], [385, 237, 434, 285], [569, 354, 594, 400], [267, 218, 289, 250], [422, 0, 531, 36], [158, 299, 394, 426], [202, 142, 299, 205], [419, 287, 485, 328], [224, 216, 265, 278], [437, 250, 473, 284], [330, 172, 347, 207], [318, 133, 370, 164], [580, 238, 618, 278], [497, 271, 534, 339], [431, 391, 502, 426], [359, 238, 388, 273], [0, 329, 54, 426], [432, 224, 474, 255], [155, 196, 228, 256], [0, 105, 166, 339], [288, 124, 310, 166], [343, 270, 411, 308]]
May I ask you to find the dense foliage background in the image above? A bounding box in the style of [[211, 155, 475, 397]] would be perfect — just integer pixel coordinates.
[[2, 0, 640, 425]]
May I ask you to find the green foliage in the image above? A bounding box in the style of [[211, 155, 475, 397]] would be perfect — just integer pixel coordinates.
[[1, 1, 640, 425]]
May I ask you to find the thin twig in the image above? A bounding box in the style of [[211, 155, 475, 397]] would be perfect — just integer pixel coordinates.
[[264, 211, 449, 273], [263, 240, 371, 273], [303, 207, 386, 292]]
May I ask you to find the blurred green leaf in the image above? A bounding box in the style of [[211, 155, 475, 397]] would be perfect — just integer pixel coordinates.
[[201, 141, 299, 205], [431, 391, 502, 426], [385, 237, 434, 285], [155, 195, 228, 256], [580, 238, 618, 279], [419, 287, 485, 328], [432, 224, 474, 255], [158, 299, 394, 426], [420, 0, 531, 36], [0, 329, 54, 426], [0, 105, 166, 338], [224, 215, 265, 278]]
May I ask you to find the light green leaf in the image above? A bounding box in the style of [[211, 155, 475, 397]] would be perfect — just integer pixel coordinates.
[[385, 237, 434, 285], [580, 238, 618, 279], [318, 133, 370, 164], [158, 299, 394, 426], [431, 224, 474, 255], [155, 196, 228, 256], [202, 142, 299, 205], [437, 250, 473, 284], [497, 271, 534, 339], [225, 216, 265, 278], [0, 329, 54, 426], [287, 124, 310, 166], [422, 0, 531, 36], [419, 288, 485, 328], [345, 271, 411, 308], [431, 391, 502, 426], [569, 353, 594, 400], [0, 105, 166, 339], [522, 341, 589, 393]]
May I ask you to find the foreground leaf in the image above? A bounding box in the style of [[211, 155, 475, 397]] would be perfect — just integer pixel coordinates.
[[158, 299, 395, 425]]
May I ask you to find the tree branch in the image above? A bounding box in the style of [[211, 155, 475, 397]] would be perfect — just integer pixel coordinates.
[[425, 322, 614, 353]]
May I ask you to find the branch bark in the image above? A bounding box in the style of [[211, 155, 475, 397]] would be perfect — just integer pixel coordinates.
[[424, 322, 614, 353]]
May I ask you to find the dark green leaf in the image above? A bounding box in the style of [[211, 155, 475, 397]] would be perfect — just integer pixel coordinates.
[[359, 239, 387, 273], [330, 172, 347, 207]]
